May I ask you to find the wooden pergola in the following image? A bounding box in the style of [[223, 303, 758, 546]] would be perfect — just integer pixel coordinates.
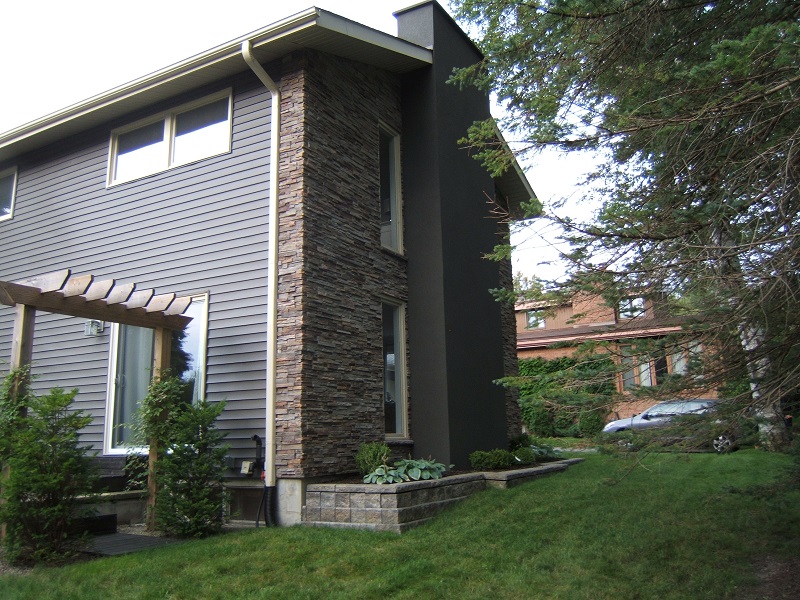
[[0, 269, 194, 532]]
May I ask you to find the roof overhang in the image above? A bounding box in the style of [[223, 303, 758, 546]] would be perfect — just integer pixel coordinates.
[[492, 126, 537, 218], [0, 7, 432, 162]]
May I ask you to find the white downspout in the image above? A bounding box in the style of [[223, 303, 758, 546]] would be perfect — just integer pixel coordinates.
[[241, 41, 280, 493]]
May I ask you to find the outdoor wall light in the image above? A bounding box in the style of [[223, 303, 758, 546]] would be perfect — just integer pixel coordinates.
[[84, 319, 105, 337]]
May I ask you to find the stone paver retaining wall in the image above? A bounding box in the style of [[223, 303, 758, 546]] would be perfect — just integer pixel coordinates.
[[303, 459, 584, 533]]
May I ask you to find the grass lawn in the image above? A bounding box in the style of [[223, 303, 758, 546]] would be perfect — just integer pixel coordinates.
[[1, 450, 798, 599]]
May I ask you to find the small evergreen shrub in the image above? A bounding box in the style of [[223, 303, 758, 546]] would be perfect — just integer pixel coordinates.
[[155, 400, 229, 537], [0, 374, 97, 564], [508, 433, 533, 451], [355, 441, 390, 476], [512, 447, 537, 465], [133, 375, 229, 538], [468, 449, 514, 470]]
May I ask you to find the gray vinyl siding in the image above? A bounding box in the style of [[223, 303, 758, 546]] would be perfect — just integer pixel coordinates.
[[0, 75, 272, 457]]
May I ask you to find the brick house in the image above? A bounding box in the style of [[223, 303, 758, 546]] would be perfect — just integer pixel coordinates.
[[0, 2, 532, 523], [516, 293, 716, 419]]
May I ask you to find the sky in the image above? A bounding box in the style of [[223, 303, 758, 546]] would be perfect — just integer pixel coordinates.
[[0, 0, 593, 281]]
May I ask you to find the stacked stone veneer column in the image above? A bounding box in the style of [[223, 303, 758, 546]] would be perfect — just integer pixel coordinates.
[[274, 51, 409, 479]]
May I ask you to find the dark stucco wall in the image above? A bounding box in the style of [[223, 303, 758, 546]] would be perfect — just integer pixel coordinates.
[[397, 1, 519, 468]]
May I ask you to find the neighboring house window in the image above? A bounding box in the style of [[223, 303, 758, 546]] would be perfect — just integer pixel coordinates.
[[379, 127, 402, 252], [669, 342, 702, 376], [0, 167, 17, 222], [383, 301, 408, 437], [618, 297, 645, 319], [526, 309, 546, 329], [109, 90, 232, 185], [619, 342, 703, 390], [105, 294, 209, 452]]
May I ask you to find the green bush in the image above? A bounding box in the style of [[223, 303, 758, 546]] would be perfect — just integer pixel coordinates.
[[0, 373, 97, 564], [355, 441, 390, 476], [514, 355, 615, 438], [133, 375, 229, 538], [512, 447, 536, 465], [578, 409, 606, 437], [520, 399, 555, 437], [508, 433, 533, 451], [155, 400, 229, 537], [469, 449, 514, 470]]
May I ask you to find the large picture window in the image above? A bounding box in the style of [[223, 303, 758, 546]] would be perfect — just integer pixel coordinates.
[[0, 167, 17, 222], [109, 91, 231, 185], [383, 301, 408, 437], [105, 294, 209, 452]]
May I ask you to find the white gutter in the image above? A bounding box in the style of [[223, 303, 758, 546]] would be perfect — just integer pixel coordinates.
[[241, 40, 280, 490]]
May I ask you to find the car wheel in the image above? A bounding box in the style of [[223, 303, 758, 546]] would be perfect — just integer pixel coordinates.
[[713, 433, 734, 454]]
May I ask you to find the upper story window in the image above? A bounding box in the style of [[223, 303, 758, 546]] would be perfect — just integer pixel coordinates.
[[526, 309, 546, 329], [0, 167, 17, 222], [618, 296, 645, 319], [108, 90, 232, 185], [379, 126, 403, 252]]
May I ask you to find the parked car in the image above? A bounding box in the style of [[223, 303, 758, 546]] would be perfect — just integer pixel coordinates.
[[602, 399, 737, 453]]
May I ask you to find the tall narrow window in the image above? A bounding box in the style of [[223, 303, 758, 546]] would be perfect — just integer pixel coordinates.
[[109, 91, 231, 185], [106, 295, 209, 452], [0, 167, 17, 222], [383, 302, 407, 437], [379, 128, 402, 252], [109, 325, 155, 449]]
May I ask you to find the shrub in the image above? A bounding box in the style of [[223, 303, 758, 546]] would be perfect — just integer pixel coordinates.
[[155, 400, 229, 537], [520, 399, 555, 437], [512, 447, 536, 465], [578, 409, 606, 437], [469, 449, 514, 470], [0, 376, 97, 564], [508, 433, 533, 451], [514, 355, 615, 438], [133, 375, 229, 538], [355, 441, 390, 476]]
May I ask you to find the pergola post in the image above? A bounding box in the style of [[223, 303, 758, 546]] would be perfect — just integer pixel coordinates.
[[9, 302, 35, 415], [146, 327, 172, 532], [1, 303, 36, 540]]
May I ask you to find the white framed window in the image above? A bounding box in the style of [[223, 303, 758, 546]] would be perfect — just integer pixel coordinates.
[[0, 166, 17, 222], [379, 126, 403, 252], [108, 90, 232, 185], [382, 301, 408, 438], [105, 294, 209, 453], [618, 297, 645, 319]]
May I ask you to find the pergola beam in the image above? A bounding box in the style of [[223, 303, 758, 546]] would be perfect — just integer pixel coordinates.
[[0, 272, 192, 330]]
